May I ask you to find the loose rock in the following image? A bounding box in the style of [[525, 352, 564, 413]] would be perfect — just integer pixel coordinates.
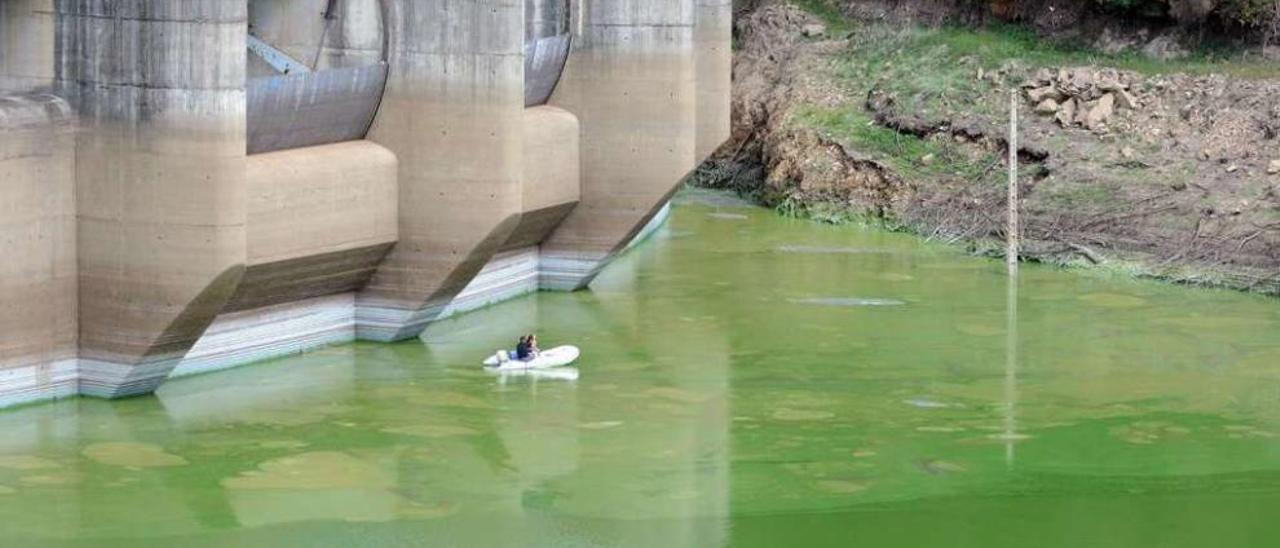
[[801, 23, 826, 38], [1027, 86, 1064, 103], [1086, 93, 1115, 132], [1055, 98, 1077, 127], [1114, 89, 1139, 110], [1035, 98, 1060, 114]]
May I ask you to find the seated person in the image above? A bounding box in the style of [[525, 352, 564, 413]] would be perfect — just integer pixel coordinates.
[[526, 334, 540, 357], [517, 333, 539, 361], [515, 336, 529, 360]]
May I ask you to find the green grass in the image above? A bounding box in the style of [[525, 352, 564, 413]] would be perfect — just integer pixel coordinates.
[[786, 0, 1280, 90], [791, 0, 855, 35], [790, 104, 1000, 183], [904, 24, 1280, 79]]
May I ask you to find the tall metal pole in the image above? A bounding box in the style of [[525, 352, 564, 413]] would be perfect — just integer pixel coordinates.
[[1007, 90, 1020, 274], [1003, 89, 1020, 469]]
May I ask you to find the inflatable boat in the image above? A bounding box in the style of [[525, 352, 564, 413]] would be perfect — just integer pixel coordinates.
[[483, 345, 580, 370]]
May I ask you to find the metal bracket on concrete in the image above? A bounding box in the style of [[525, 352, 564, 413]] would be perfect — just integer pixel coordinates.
[[248, 34, 311, 75]]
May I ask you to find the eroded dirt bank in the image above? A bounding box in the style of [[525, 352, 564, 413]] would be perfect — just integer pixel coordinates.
[[699, 2, 1280, 294]]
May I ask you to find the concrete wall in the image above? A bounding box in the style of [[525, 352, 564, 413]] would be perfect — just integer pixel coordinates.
[[57, 1, 248, 398], [357, 0, 526, 342], [0, 93, 77, 407], [0, 0, 54, 93], [0, 0, 726, 406], [696, 0, 732, 160], [541, 0, 699, 290]]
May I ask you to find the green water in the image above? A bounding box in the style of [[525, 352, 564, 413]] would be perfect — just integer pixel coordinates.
[[2, 190, 1280, 547]]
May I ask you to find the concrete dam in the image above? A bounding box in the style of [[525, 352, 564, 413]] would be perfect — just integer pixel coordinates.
[[0, 0, 731, 408]]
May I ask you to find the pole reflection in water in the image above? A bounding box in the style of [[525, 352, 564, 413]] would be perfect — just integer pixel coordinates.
[[1004, 267, 1019, 469]]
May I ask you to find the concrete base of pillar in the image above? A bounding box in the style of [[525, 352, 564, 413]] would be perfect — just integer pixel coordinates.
[[354, 303, 442, 343], [538, 251, 609, 292], [437, 247, 541, 320], [0, 360, 79, 409], [173, 293, 357, 378], [78, 359, 178, 400], [541, 201, 673, 291]]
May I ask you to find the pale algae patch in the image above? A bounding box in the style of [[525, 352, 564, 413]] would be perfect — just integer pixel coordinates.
[[789, 297, 906, 307], [878, 273, 916, 282], [917, 459, 967, 475], [956, 323, 1004, 337], [0, 455, 59, 470], [20, 473, 83, 486], [773, 408, 836, 421], [83, 442, 187, 468], [815, 480, 869, 494], [1155, 315, 1273, 330], [223, 452, 390, 490], [237, 403, 354, 427], [776, 245, 891, 254], [903, 398, 955, 409], [1077, 293, 1148, 308], [643, 386, 713, 404], [410, 391, 493, 410], [381, 424, 479, 438], [259, 440, 310, 450], [222, 452, 451, 525]]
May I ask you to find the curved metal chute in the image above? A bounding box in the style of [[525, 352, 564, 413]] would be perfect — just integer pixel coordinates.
[[524, 34, 571, 107], [247, 63, 387, 155], [245, 0, 389, 155], [524, 0, 571, 107]]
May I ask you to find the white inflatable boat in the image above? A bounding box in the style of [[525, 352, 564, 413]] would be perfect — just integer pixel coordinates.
[[483, 345, 580, 370]]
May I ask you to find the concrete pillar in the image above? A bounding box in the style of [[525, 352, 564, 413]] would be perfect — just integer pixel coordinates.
[[356, 0, 525, 341], [0, 94, 77, 407], [541, 0, 698, 290], [695, 0, 732, 161], [57, 1, 248, 398], [0, 0, 55, 93]]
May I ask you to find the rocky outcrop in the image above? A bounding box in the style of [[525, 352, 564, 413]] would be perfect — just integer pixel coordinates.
[[1021, 67, 1140, 133]]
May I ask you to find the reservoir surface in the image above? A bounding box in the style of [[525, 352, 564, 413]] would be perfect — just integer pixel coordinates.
[[2, 190, 1279, 547]]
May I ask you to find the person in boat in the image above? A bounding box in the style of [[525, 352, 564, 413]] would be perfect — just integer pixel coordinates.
[[514, 335, 529, 361], [518, 333, 540, 361]]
